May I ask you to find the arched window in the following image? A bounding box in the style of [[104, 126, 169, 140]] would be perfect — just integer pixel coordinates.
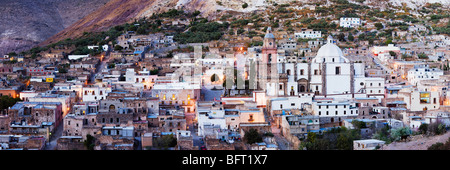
[[109, 105, 115, 112]]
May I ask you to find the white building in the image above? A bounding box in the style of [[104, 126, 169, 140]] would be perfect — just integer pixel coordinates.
[[295, 29, 322, 39], [269, 95, 313, 115], [340, 18, 361, 28], [407, 66, 443, 86], [125, 68, 158, 90], [371, 44, 400, 63], [196, 101, 226, 137], [312, 100, 359, 118], [353, 139, 385, 150], [19, 91, 39, 101], [399, 88, 440, 111], [68, 54, 90, 60], [82, 86, 111, 102]]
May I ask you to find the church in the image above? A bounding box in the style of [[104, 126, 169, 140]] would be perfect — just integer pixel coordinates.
[[257, 27, 385, 101]]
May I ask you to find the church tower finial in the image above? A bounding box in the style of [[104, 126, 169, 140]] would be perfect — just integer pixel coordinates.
[[327, 35, 334, 44]]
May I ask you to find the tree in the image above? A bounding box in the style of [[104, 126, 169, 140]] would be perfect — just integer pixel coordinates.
[[244, 128, 263, 144], [193, 10, 201, 17], [389, 51, 397, 57], [337, 33, 346, 42], [375, 23, 383, 30], [419, 123, 428, 134], [108, 63, 116, 69], [351, 120, 367, 129], [154, 134, 177, 149], [391, 127, 411, 141], [348, 33, 354, 41], [242, 3, 248, 8], [114, 45, 123, 51], [137, 27, 147, 35], [428, 142, 444, 150], [418, 53, 428, 59], [84, 134, 96, 150], [428, 122, 446, 135], [150, 69, 159, 75], [0, 95, 22, 111]]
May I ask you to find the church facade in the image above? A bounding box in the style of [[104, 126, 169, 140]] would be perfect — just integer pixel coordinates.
[[256, 27, 384, 101]]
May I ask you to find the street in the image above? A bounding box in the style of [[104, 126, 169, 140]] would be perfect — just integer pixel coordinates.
[[44, 122, 64, 150]]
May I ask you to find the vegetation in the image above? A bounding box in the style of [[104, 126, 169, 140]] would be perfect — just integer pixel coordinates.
[[299, 127, 360, 150], [242, 3, 248, 9], [418, 53, 428, 59], [244, 128, 263, 144], [427, 122, 447, 136], [375, 23, 383, 30], [0, 95, 22, 111], [154, 134, 177, 149], [84, 134, 96, 150], [428, 138, 450, 150], [372, 125, 393, 144], [174, 19, 229, 44]]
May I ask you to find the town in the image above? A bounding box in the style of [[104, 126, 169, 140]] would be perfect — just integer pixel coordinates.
[[0, 0, 449, 150]]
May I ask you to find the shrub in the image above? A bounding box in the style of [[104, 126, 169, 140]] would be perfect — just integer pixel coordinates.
[[418, 123, 428, 134], [244, 129, 263, 144], [242, 3, 248, 8]]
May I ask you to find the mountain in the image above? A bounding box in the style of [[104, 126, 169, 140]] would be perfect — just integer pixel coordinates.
[[4, 0, 449, 53], [40, 0, 297, 46], [0, 0, 109, 56]]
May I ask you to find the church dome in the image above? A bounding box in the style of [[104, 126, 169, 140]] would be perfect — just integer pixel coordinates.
[[264, 27, 275, 39], [316, 43, 344, 57], [313, 35, 349, 63]]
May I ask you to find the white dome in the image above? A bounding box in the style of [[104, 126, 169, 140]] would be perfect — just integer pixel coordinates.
[[313, 37, 349, 63], [316, 43, 344, 57]]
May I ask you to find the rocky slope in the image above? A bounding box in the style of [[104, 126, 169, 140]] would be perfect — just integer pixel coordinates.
[[7, 0, 449, 51], [0, 0, 109, 55]]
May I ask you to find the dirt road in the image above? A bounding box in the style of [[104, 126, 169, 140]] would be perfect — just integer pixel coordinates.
[[382, 131, 450, 150]]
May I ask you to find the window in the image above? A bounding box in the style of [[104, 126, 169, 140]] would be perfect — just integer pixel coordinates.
[[279, 84, 283, 90], [280, 104, 283, 109], [335, 67, 340, 75], [314, 69, 318, 75], [300, 69, 304, 75], [291, 103, 295, 106], [319, 111, 321, 115], [420, 92, 430, 104]]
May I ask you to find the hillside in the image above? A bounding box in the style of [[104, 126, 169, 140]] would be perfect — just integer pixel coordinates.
[[0, 0, 109, 56], [41, 0, 305, 46], [12, 0, 450, 51]]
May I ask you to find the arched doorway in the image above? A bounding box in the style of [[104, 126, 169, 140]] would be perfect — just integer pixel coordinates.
[[300, 85, 305, 92]]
